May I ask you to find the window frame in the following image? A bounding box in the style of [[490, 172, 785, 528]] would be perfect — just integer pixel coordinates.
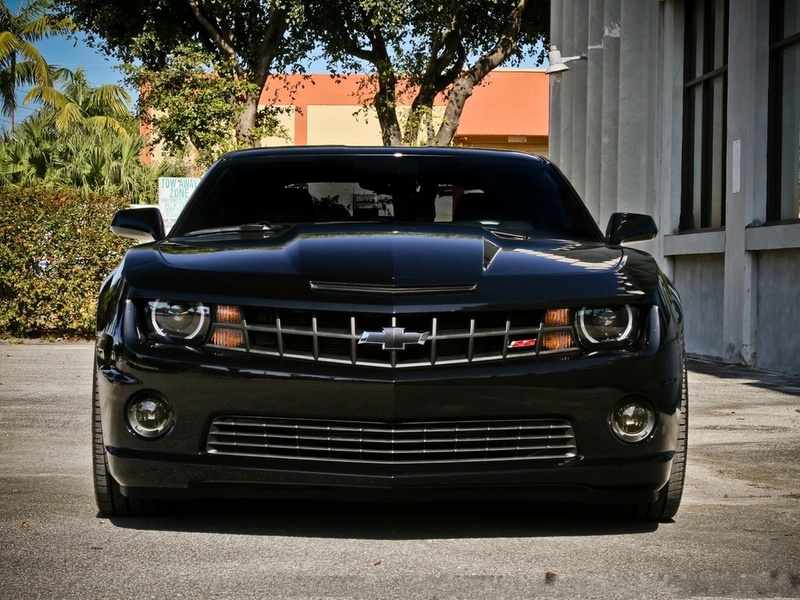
[[766, 0, 800, 224], [680, 0, 729, 232]]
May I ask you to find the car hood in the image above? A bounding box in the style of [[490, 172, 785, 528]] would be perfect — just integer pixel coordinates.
[[121, 224, 659, 307]]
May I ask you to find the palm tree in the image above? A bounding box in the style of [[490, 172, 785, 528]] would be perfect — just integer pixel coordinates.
[[0, 110, 55, 183], [2, 114, 164, 203], [25, 66, 133, 136], [0, 0, 73, 133]]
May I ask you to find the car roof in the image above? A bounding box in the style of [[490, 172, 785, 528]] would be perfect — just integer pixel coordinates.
[[217, 145, 550, 164]]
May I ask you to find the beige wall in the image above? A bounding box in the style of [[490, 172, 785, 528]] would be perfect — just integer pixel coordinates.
[[260, 106, 296, 147], [307, 106, 383, 146]]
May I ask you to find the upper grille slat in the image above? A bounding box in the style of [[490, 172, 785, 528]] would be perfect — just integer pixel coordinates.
[[207, 417, 578, 465], [207, 307, 579, 368]]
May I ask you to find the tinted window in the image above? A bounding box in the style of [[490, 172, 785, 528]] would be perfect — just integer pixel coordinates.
[[172, 154, 602, 241]]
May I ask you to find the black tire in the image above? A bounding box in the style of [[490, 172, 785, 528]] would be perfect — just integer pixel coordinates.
[[92, 367, 168, 517], [626, 365, 689, 521]]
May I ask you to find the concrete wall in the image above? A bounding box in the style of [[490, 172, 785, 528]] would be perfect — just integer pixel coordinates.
[[550, 0, 800, 376], [549, 0, 661, 229], [756, 249, 800, 375], [307, 106, 383, 146], [671, 254, 725, 359]]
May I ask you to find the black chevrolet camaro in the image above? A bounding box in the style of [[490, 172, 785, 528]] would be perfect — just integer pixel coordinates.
[[94, 146, 687, 520]]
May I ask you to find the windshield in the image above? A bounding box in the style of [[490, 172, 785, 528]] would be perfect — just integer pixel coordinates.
[[170, 153, 602, 241]]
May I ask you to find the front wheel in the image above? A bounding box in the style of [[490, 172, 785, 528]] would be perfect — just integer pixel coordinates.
[[92, 367, 168, 517], [625, 366, 689, 521]]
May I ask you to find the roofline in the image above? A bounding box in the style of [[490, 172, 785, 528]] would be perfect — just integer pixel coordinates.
[[220, 145, 549, 163]]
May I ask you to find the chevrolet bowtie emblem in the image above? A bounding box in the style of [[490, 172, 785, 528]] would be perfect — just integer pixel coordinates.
[[358, 327, 430, 351]]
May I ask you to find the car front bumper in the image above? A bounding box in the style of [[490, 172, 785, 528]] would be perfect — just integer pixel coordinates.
[[98, 328, 684, 504]]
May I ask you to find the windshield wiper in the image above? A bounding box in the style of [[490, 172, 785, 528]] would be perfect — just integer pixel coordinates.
[[181, 222, 281, 237]]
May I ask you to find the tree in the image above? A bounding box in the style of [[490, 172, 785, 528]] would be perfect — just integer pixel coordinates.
[[0, 111, 54, 183], [25, 65, 132, 135], [311, 0, 548, 146], [124, 44, 288, 168], [0, 98, 164, 204], [58, 0, 312, 145], [0, 0, 73, 133], [58, 0, 547, 149]]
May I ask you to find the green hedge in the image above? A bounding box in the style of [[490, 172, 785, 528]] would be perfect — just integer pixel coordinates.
[[0, 185, 134, 338]]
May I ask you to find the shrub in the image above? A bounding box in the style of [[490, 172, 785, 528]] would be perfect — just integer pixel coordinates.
[[0, 185, 134, 338]]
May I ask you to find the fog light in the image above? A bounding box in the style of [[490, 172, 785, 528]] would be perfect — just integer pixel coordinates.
[[127, 394, 174, 438], [610, 399, 655, 443]]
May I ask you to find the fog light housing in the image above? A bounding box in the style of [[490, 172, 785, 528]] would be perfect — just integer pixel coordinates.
[[127, 394, 174, 438], [610, 399, 656, 443]]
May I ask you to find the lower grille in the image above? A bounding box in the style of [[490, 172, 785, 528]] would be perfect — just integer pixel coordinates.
[[206, 417, 577, 465]]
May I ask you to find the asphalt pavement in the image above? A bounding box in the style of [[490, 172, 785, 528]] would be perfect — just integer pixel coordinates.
[[0, 342, 798, 599]]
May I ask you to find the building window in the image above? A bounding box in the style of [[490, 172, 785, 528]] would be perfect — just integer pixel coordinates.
[[768, 0, 800, 222], [680, 0, 729, 231]]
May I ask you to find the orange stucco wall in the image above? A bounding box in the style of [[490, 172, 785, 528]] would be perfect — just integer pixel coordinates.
[[455, 70, 549, 137], [259, 69, 549, 147]]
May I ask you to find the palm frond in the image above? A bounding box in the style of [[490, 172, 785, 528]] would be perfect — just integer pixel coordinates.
[[0, 31, 21, 60]]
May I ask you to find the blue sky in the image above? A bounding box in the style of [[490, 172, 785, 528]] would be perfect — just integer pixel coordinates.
[[34, 32, 123, 87]]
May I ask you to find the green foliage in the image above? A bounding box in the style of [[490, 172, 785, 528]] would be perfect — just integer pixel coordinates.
[[24, 65, 133, 135], [0, 184, 133, 337], [59, 0, 548, 149], [0, 112, 164, 204], [0, 65, 165, 204], [125, 45, 288, 168], [0, 0, 74, 132], [59, 0, 309, 73], [61, 0, 312, 145]]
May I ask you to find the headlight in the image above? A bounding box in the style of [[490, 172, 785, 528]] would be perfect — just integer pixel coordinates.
[[148, 300, 210, 342], [576, 305, 638, 348]]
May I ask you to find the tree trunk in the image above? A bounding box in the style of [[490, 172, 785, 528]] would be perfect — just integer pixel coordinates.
[[403, 89, 437, 146], [434, 75, 476, 146], [434, 0, 530, 146], [235, 93, 260, 146], [187, 0, 288, 148], [403, 8, 466, 146], [374, 72, 403, 146]]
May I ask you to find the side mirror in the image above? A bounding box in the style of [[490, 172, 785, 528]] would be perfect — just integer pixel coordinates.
[[605, 212, 658, 246], [111, 207, 165, 242]]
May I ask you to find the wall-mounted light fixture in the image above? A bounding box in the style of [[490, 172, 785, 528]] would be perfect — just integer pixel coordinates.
[[545, 45, 588, 79]]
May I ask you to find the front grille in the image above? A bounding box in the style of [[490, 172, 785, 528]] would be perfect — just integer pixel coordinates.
[[206, 308, 579, 368], [206, 417, 578, 465]]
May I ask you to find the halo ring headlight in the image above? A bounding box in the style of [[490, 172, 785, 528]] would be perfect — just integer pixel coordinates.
[[149, 300, 210, 341], [576, 305, 636, 347]]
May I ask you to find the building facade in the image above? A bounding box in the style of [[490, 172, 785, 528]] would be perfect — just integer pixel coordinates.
[[549, 0, 800, 375], [258, 70, 550, 155]]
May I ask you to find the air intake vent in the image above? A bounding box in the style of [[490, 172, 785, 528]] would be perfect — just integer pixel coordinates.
[[207, 417, 578, 465]]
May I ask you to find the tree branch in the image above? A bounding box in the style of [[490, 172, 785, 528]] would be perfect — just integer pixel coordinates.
[[184, 0, 243, 76], [251, 3, 289, 85]]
